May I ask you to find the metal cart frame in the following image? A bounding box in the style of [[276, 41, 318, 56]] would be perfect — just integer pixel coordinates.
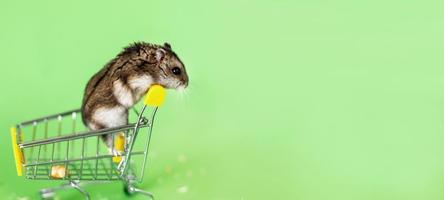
[[10, 85, 167, 199]]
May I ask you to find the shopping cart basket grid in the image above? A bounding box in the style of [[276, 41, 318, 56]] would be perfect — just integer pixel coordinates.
[[10, 84, 167, 199]]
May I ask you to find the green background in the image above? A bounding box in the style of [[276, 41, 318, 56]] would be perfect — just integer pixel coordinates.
[[1, 0, 444, 199]]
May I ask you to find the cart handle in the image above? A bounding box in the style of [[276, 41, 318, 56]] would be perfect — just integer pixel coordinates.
[[10, 127, 23, 176], [144, 84, 166, 107]]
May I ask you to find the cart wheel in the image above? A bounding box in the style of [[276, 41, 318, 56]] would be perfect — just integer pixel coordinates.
[[124, 185, 132, 196], [123, 184, 154, 199]]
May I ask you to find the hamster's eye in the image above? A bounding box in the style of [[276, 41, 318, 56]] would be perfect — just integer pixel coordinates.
[[172, 67, 181, 75]]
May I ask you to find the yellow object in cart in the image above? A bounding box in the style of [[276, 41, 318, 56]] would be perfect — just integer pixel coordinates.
[[51, 165, 67, 179]]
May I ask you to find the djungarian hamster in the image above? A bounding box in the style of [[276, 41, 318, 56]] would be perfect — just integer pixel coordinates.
[[81, 42, 188, 151]]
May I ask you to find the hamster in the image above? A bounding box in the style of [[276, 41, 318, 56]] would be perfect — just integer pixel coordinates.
[[81, 42, 188, 152]]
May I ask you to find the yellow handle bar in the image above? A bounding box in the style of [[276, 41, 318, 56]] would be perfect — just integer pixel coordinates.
[[144, 84, 166, 107], [10, 127, 23, 176]]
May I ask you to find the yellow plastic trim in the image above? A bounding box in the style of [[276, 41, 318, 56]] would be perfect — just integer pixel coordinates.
[[112, 132, 125, 163], [10, 127, 23, 176], [144, 84, 166, 107]]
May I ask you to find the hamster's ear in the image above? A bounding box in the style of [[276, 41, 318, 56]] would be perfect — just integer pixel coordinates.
[[164, 42, 172, 49], [155, 48, 166, 62]]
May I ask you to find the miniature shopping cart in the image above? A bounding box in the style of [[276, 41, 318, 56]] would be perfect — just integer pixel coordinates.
[[10, 85, 167, 200]]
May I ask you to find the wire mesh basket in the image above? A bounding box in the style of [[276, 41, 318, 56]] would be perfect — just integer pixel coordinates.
[[10, 85, 167, 199]]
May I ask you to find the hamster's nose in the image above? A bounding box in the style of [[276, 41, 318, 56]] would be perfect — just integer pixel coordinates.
[[180, 78, 188, 88], [183, 76, 189, 87]]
